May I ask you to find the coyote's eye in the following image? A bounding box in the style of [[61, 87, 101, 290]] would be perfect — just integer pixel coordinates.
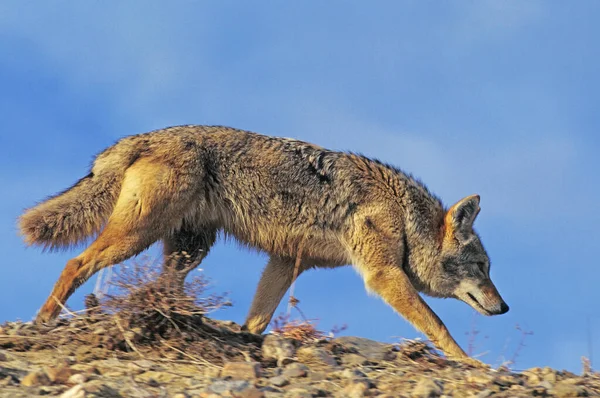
[[476, 262, 486, 274]]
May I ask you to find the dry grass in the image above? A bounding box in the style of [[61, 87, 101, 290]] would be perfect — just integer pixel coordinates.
[[0, 255, 266, 366], [270, 309, 347, 344], [100, 254, 230, 340]]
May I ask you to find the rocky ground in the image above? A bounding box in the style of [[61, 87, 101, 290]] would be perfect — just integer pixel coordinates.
[[0, 314, 598, 398], [1, 264, 598, 398]]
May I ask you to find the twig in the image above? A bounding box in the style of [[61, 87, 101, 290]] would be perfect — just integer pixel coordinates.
[[287, 237, 306, 315], [114, 315, 145, 359], [0, 335, 50, 340], [159, 339, 220, 369], [52, 296, 78, 318]]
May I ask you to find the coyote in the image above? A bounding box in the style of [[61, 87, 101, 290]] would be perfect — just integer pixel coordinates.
[[19, 125, 508, 363]]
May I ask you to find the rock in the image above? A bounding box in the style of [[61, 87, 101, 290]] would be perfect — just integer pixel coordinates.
[[475, 389, 494, 398], [466, 372, 491, 385], [67, 373, 86, 384], [21, 370, 51, 387], [2, 315, 600, 397], [282, 363, 309, 378], [126, 362, 145, 375], [333, 336, 396, 361], [335, 380, 369, 397], [44, 364, 75, 384], [341, 368, 366, 379], [146, 378, 161, 388], [524, 372, 541, 385], [493, 373, 520, 387], [308, 371, 327, 382], [269, 375, 289, 387], [412, 377, 443, 398], [60, 384, 86, 398], [0, 352, 8, 361], [206, 379, 250, 394], [235, 387, 265, 398], [553, 381, 585, 397], [204, 379, 264, 397], [542, 367, 557, 383], [221, 361, 262, 380], [132, 359, 160, 371], [136, 370, 178, 384], [284, 387, 313, 398], [262, 335, 296, 363], [0, 365, 27, 383], [296, 346, 337, 367], [341, 353, 370, 366]]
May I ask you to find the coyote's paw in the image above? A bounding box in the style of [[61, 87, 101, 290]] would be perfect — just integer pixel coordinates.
[[34, 312, 52, 326], [457, 356, 489, 368], [34, 304, 60, 326]]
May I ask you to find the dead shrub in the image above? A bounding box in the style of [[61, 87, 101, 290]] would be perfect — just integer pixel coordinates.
[[100, 254, 230, 342]]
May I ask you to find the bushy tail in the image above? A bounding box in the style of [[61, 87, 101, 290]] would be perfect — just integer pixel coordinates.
[[18, 138, 143, 250], [19, 170, 123, 250]]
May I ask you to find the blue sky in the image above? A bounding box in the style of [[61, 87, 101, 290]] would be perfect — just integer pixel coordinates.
[[1, 2, 599, 372]]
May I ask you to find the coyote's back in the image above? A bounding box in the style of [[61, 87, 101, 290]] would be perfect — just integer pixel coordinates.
[[20, 125, 508, 365]]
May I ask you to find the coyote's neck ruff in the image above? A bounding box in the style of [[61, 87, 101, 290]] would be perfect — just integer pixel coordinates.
[[20, 125, 508, 364]]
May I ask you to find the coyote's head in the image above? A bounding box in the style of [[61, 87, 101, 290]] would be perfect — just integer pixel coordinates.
[[432, 195, 509, 316]]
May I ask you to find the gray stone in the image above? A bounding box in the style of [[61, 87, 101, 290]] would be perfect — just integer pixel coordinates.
[[221, 361, 261, 380], [20, 370, 51, 387], [284, 387, 313, 398], [269, 375, 289, 387], [296, 346, 337, 367], [412, 377, 443, 398], [262, 335, 296, 362], [282, 363, 309, 378], [475, 389, 494, 398], [341, 368, 366, 379], [341, 353, 370, 366], [335, 380, 369, 397], [207, 379, 250, 394], [333, 336, 396, 361]]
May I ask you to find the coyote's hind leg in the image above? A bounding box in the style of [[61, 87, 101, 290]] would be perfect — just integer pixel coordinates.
[[244, 256, 304, 334]]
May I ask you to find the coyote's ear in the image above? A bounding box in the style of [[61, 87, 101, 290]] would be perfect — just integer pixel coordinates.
[[445, 194, 480, 240]]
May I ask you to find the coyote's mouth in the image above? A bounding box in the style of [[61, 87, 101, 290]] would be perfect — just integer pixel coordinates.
[[466, 292, 493, 316]]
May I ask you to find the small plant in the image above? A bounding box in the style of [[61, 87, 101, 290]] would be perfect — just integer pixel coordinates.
[[101, 254, 230, 340], [495, 323, 534, 369], [464, 312, 489, 358], [582, 356, 593, 376], [269, 306, 347, 343], [269, 240, 347, 343]]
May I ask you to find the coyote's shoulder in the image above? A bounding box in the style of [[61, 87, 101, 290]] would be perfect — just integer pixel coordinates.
[[19, 124, 508, 365]]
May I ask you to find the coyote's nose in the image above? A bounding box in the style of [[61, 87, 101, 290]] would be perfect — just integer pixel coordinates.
[[499, 302, 509, 314]]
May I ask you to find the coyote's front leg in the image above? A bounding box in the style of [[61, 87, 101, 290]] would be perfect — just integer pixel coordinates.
[[351, 234, 478, 365], [361, 260, 470, 361]]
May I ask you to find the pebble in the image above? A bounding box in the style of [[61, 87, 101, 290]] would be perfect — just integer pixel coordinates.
[[0, 319, 599, 397], [221, 361, 262, 379], [59, 384, 86, 398], [282, 363, 309, 378], [296, 346, 337, 367], [262, 335, 296, 362], [20, 370, 51, 387], [67, 373, 87, 384], [336, 380, 369, 397], [44, 364, 75, 384], [412, 377, 443, 397], [269, 375, 290, 387]]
